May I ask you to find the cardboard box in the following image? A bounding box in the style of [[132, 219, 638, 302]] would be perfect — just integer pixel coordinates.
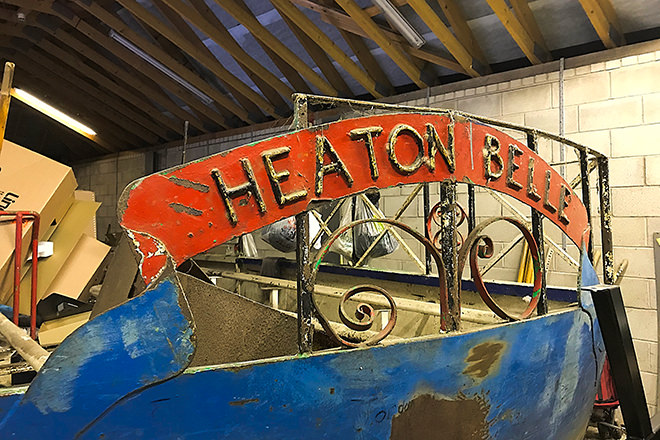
[[74, 190, 96, 238], [13, 199, 99, 314], [0, 140, 77, 303], [45, 234, 109, 300], [38, 311, 91, 347]]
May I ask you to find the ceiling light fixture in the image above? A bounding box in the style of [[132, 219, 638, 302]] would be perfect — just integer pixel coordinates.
[[372, 0, 425, 48], [109, 29, 214, 105], [11, 88, 97, 137]]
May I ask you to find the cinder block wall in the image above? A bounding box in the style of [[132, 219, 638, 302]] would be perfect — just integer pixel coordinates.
[[74, 40, 660, 412]]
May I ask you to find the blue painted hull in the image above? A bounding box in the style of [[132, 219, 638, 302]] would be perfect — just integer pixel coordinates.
[[0, 256, 605, 439], [0, 306, 604, 439], [81, 307, 603, 439]]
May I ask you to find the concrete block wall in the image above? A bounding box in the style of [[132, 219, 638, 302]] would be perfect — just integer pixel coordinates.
[[72, 39, 660, 412], [73, 151, 147, 238]]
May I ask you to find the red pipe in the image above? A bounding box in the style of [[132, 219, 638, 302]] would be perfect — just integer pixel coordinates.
[[12, 212, 22, 326], [1, 211, 40, 339]]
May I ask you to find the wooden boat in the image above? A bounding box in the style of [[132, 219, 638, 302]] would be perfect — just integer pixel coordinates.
[[0, 95, 613, 438]]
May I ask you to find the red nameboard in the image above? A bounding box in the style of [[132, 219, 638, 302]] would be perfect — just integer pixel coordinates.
[[119, 113, 589, 284]]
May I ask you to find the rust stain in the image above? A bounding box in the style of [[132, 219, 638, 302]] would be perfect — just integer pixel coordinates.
[[390, 394, 490, 440], [228, 398, 259, 406], [463, 341, 506, 379]]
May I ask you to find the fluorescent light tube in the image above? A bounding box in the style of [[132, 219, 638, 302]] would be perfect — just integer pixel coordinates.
[[109, 29, 213, 105], [11, 88, 97, 136], [372, 0, 425, 48]]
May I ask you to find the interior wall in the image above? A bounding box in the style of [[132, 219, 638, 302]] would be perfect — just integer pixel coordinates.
[[73, 39, 660, 412]]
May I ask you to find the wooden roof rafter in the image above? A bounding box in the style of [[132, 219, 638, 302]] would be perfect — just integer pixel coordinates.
[[290, 0, 465, 74], [484, 0, 551, 64], [154, 0, 293, 110], [435, 0, 489, 72], [0, 45, 131, 152], [115, 0, 281, 120], [335, 0, 431, 88], [13, 8, 206, 134], [212, 0, 337, 96], [577, 0, 625, 48], [70, 0, 252, 126], [270, 0, 385, 98], [13, 0, 230, 132], [20, 47, 160, 145], [406, 0, 485, 77]]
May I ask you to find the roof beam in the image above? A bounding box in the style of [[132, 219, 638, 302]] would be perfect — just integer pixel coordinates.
[[10, 63, 125, 153], [577, 0, 625, 48], [117, 0, 281, 119], [278, 12, 352, 97], [35, 38, 173, 141], [211, 0, 337, 96], [270, 0, 385, 98], [181, 0, 288, 114], [484, 0, 551, 64], [435, 0, 489, 70], [45, 23, 205, 133], [15, 0, 223, 131], [335, 0, 430, 88], [338, 29, 394, 95], [291, 0, 464, 74], [8, 49, 137, 149], [509, 0, 549, 54], [22, 47, 161, 145], [71, 0, 253, 125], [157, 0, 292, 110], [407, 0, 484, 77]]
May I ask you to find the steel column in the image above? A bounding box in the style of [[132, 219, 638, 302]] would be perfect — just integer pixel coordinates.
[[293, 94, 314, 353], [598, 157, 614, 284], [579, 150, 593, 260], [440, 180, 460, 330], [528, 134, 547, 315], [467, 184, 476, 232], [423, 182, 432, 274]]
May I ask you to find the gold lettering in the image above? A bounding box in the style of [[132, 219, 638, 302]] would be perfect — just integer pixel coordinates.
[[558, 184, 571, 225], [262, 147, 308, 206], [315, 135, 354, 196], [527, 157, 541, 201], [425, 122, 455, 173], [387, 124, 425, 175], [483, 134, 504, 180], [543, 170, 557, 213], [349, 126, 383, 180], [506, 144, 524, 190], [211, 159, 266, 225]]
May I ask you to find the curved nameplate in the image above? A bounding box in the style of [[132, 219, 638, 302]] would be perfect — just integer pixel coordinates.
[[119, 113, 589, 285]]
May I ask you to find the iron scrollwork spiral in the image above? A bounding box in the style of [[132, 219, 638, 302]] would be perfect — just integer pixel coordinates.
[[426, 201, 467, 249], [457, 217, 543, 321], [311, 218, 450, 348]]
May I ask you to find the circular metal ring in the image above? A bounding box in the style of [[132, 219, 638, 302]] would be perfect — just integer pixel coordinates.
[[458, 217, 543, 321]]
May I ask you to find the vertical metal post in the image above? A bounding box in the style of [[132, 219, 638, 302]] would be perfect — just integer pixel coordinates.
[[467, 184, 476, 232], [423, 183, 431, 274], [598, 157, 614, 284], [579, 150, 593, 260], [293, 94, 314, 353], [528, 134, 547, 314], [440, 180, 460, 330]]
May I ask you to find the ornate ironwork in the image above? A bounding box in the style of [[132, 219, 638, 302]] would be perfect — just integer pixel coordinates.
[[458, 217, 544, 321], [310, 217, 450, 347]]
